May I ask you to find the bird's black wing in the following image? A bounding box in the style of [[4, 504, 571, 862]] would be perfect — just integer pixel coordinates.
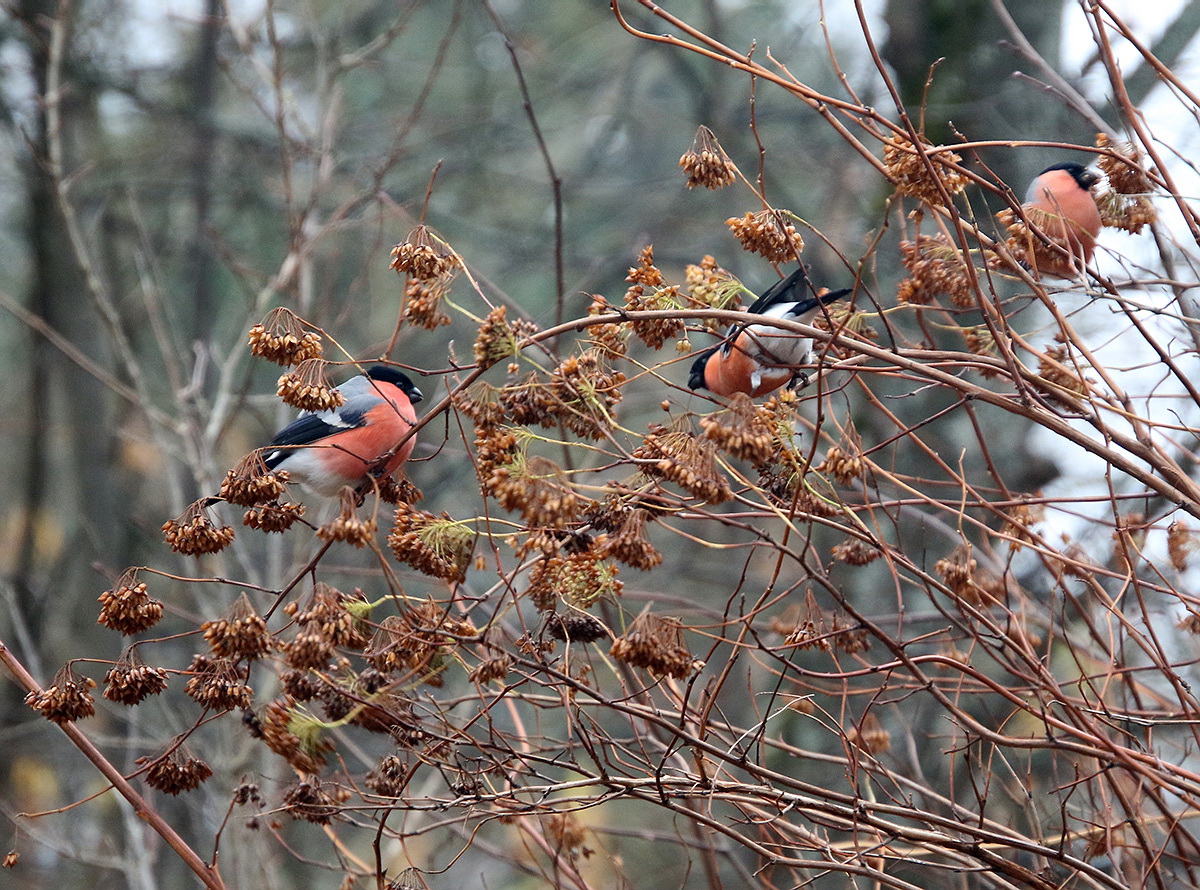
[[262, 407, 368, 468]]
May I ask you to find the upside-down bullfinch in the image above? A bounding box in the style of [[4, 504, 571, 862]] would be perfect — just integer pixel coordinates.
[[1022, 162, 1102, 279], [688, 267, 851, 398], [263, 365, 423, 496]]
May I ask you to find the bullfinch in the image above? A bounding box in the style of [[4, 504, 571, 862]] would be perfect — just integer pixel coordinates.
[[688, 267, 851, 398], [264, 365, 423, 496], [1022, 162, 1102, 278]]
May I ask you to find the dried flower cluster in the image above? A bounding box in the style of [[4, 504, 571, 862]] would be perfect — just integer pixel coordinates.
[[1095, 133, 1154, 196], [1037, 343, 1089, 399], [219, 452, 288, 506], [296, 583, 371, 650], [276, 358, 345, 412], [474, 305, 538, 368], [831, 537, 882, 566], [770, 593, 869, 654], [162, 500, 235, 556], [364, 601, 476, 674], [1168, 521, 1196, 573], [390, 224, 459, 281], [201, 593, 271, 660], [700, 392, 781, 465], [596, 508, 662, 570], [25, 665, 96, 724], [139, 747, 213, 795], [934, 547, 993, 605], [260, 699, 333, 773], [316, 488, 378, 547], [98, 569, 164, 635], [103, 648, 169, 705], [624, 247, 686, 349], [883, 135, 969, 203], [546, 612, 608, 643], [725, 209, 805, 262], [632, 423, 732, 504], [848, 712, 891, 754], [684, 255, 741, 334], [242, 500, 306, 533], [282, 777, 340, 824], [528, 552, 622, 611], [403, 272, 456, 329], [468, 654, 512, 684], [897, 234, 974, 307], [388, 505, 474, 582], [610, 613, 697, 679], [817, 444, 866, 486], [247, 307, 324, 366], [679, 125, 737, 189], [1095, 189, 1157, 235], [184, 654, 253, 711], [488, 454, 590, 529]]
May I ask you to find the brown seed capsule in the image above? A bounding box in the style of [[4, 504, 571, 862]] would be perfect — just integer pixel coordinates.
[[610, 613, 698, 679], [103, 648, 169, 705], [247, 307, 324, 366], [725, 209, 805, 262], [882, 134, 968, 204], [162, 500, 235, 557], [139, 745, 213, 795], [276, 358, 345, 412], [678, 125, 737, 190], [390, 224, 459, 281], [98, 568, 164, 635], [25, 665, 96, 724], [201, 593, 272, 660], [219, 451, 289, 506]]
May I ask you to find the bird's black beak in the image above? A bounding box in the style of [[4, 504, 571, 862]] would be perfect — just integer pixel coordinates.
[[408, 386, 424, 404]]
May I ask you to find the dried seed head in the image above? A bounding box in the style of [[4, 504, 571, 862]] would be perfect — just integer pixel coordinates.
[[726, 209, 805, 262], [679, 125, 737, 189], [831, 537, 881, 566], [545, 612, 608, 643], [883, 135, 968, 203], [220, 451, 289, 506], [547, 349, 626, 439], [25, 665, 96, 724], [388, 505, 474, 582], [389, 224, 459, 281], [297, 583, 371, 649], [770, 591, 832, 651], [848, 711, 891, 754], [596, 508, 662, 571], [139, 747, 213, 795], [468, 655, 512, 684], [184, 654, 253, 711], [684, 256, 741, 337], [610, 613, 698, 679], [699, 392, 780, 465], [934, 546, 992, 605], [247, 307, 324, 365], [364, 602, 475, 673], [242, 500, 306, 533], [280, 668, 324, 701], [816, 444, 865, 486], [1001, 501, 1044, 551], [281, 776, 339, 824], [1169, 521, 1196, 573], [280, 629, 334, 671], [527, 552, 622, 611], [473, 305, 539, 368], [162, 500, 235, 556], [1096, 189, 1156, 234], [897, 234, 974, 307], [367, 754, 410, 797], [103, 648, 169, 705], [376, 472, 423, 506], [277, 358, 345, 412], [260, 699, 333, 773], [403, 272, 455, 329], [1095, 133, 1154, 195], [316, 487, 377, 547], [98, 568, 164, 635], [487, 454, 590, 529], [1037, 344, 1090, 400], [201, 593, 271, 660], [631, 422, 732, 504]]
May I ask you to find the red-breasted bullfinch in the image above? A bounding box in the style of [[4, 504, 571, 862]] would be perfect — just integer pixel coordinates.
[[264, 365, 423, 496], [688, 267, 851, 398], [1022, 162, 1102, 278]]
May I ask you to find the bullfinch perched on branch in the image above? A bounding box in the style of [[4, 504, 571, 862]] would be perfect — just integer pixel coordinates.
[[688, 267, 851, 398], [263, 365, 423, 496], [1022, 162, 1102, 279]]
